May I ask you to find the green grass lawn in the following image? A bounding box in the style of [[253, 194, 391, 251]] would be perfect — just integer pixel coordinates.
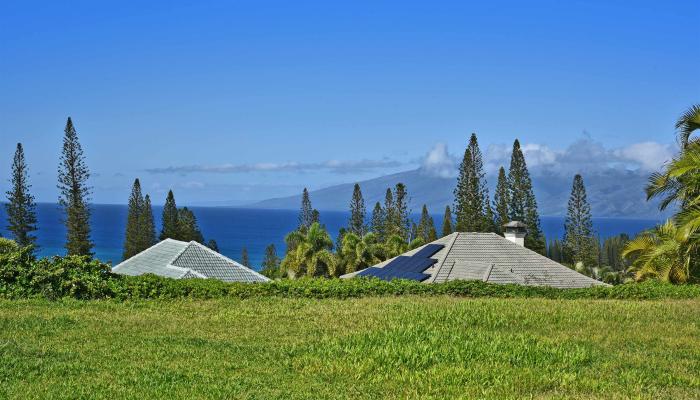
[[1, 297, 699, 399]]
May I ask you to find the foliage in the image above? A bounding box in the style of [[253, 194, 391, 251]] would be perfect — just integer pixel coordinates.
[[441, 205, 453, 237], [298, 188, 314, 231], [337, 232, 384, 275], [348, 183, 366, 236], [159, 190, 179, 240], [241, 247, 250, 267], [508, 139, 546, 254], [0, 247, 115, 300], [676, 103, 700, 149], [454, 133, 491, 232], [416, 204, 437, 243], [563, 174, 598, 269], [623, 220, 694, 284], [281, 222, 336, 278], [0, 238, 19, 254], [260, 244, 281, 279], [493, 166, 509, 233], [1, 244, 699, 302], [640, 107, 700, 283], [177, 207, 205, 243], [57, 117, 93, 256], [370, 201, 385, 241], [5, 143, 38, 248], [123, 179, 155, 258], [600, 234, 630, 271], [384, 183, 410, 240], [206, 239, 219, 252]]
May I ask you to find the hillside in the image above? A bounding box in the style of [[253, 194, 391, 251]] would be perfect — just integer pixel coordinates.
[[250, 167, 669, 218]]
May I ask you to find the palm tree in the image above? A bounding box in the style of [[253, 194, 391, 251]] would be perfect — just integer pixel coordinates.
[[647, 143, 700, 237], [677, 104, 700, 149], [281, 222, 336, 278], [622, 221, 693, 284], [339, 232, 384, 274]]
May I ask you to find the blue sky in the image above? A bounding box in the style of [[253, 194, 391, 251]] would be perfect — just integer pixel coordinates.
[[1, 0, 698, 205]]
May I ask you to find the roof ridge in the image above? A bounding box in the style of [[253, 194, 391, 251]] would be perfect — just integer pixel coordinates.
[[113, 239, 183, 270], [429, 232, 460, 283]]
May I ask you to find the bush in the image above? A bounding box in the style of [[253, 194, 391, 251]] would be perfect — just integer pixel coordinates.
[[0, 246, 699, 301]]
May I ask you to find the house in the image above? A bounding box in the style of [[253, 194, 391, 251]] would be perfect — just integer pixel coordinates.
[[112, 239, 270, 283], [341, 222, 606, 289]]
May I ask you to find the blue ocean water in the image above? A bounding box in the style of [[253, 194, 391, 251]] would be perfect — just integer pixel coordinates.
[[0, 203, 660, 270]]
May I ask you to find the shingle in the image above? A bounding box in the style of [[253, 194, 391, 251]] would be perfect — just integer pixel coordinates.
[[112, 239, 270, 283], [171, 242, 269, 283], [343, 232, 607, 288]]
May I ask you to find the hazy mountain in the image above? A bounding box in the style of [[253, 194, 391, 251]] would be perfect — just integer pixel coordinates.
[[249, 167, 670, 219]]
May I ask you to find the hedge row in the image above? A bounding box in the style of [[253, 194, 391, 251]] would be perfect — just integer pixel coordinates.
[[1, 247, 699, 301]]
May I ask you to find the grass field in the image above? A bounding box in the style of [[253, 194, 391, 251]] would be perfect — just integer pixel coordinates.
[[1, 297, 699, 399]]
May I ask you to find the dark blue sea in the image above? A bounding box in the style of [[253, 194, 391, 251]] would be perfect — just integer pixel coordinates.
[[0, 203, 660, 270]]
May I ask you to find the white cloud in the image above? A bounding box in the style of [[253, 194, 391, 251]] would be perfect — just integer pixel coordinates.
[[613, 141, 674, 172], [420, 142, 458, 178], [146, 158, 403, 175], [422, 135, 675, 179]]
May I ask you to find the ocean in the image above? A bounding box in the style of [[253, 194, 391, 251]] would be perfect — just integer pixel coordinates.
[[0, 203, 660, 270]]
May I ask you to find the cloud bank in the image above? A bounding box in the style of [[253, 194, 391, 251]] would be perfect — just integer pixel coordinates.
[[146, 158, 403, 175], [420, 135, 675, 179]]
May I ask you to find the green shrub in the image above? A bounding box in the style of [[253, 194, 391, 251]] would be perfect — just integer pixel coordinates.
[[0, 238, 19, 254], [0, 246, 699, 301]]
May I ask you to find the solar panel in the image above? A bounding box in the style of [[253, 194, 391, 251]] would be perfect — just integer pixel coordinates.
[[357, 243, 445, 281]]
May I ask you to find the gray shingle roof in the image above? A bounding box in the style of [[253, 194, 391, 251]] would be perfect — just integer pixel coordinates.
[[112, 239, 269, 283], [342, 232, 607, 289]]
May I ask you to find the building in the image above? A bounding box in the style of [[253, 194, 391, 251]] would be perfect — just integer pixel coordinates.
[[112, 239, 270, 283], [341, 223, 606, 289]]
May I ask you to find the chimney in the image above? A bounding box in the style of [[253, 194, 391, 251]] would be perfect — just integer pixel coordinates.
[[503, 221, 527, 246]]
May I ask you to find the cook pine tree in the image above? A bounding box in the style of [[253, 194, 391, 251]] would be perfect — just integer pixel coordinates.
[[348, 183, 366, 236], [298, 188, 314, 231], [123, 179, 146, 258], [454, 133, 490, 232], [160, 190, 179, 240], [563, 174, 597, 269], [123, 179, 157, 258], [5, 143, 38, 248], [507, 139, 546, 254], [57, 117, 93, 256], [370, 202, 385, 241], [442, 206, 453, 237], [493, 166, 510, 234]]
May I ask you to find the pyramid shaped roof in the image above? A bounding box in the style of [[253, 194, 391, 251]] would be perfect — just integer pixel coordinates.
[[112, 239, 269, 283], [342, 232, 606, 289]]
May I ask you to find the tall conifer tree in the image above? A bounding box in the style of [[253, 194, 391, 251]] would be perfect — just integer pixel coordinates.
[[348, 183, 366, 236], [442, 206, 453, 237], [507, 139, 546, 253], [493, 166, 510, 233], [160, 190, 179, 240], [392, 183, 410, 240], [416, 204, 437, 243], [177, 207, 204, 243], [241, 246, 250, 267], [140, 194, 156, 249], [454, 133, 489, 232], [370, 202, 385, 241], [123, 179, 145, 259], [382, 188, 394, 238], [5, 143, 37, 247], [260, 243, 281, 278], [58, 117, 93, 256], [298, 188, 314, 231], [563, 174, 597, 268]]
